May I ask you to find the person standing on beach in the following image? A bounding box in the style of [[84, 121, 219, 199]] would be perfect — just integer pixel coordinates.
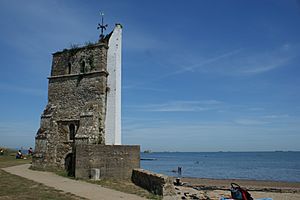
[[178, 166, 182, 177]]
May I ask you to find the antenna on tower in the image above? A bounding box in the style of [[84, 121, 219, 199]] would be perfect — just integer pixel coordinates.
[[97, 12, 108, 40]]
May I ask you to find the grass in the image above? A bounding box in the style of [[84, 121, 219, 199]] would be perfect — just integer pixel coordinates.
[[0, 148, 85, 200], [0, 149, 31, 168], [0, 147, 162, 199], [0, 170, 85, 200], [88, 178, 162, 200], [47, 169, 161, 199], [50, 168, 162, 199]]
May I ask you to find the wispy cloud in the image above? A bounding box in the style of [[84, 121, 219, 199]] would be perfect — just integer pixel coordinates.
[[123, 85, 167, 92], [128, 100, 222, 112], [219, 44, 297, 75], [172, 49, 243, 75], [261, 114, 290, 119], [234, 119, 269, 125], [239, 54, 295, 75], [160, 43, 298, 77], [234, 113, 292, 126]]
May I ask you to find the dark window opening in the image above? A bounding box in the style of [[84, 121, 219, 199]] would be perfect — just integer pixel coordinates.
[[69, 124, 75, 140], [68, 62, 71, 74]]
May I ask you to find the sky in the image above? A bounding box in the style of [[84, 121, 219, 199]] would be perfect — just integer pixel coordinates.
[[0, 0, 300, 152]]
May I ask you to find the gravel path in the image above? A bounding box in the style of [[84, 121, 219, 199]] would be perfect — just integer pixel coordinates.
[[3, 164, 146, 200]]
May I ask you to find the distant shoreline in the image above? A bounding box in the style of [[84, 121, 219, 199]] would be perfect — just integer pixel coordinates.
[[141, 151, 300, 153]]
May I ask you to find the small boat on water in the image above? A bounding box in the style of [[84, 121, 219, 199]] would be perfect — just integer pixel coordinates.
[[140, 158, 157, 161]]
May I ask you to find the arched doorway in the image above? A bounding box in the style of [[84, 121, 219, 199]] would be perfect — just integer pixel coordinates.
[[64, 153, 75, 177]]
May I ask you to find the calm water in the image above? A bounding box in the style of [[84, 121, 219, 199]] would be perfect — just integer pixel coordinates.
[[141, 152, 300, 183]]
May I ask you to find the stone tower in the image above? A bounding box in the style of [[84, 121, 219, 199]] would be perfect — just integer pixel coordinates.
[[32, 25, 139, 176]]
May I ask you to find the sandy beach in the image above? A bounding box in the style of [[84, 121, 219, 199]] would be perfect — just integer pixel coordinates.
[[168, 177, 300, 200]]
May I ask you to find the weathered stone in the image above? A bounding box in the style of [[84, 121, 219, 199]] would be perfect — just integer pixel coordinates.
[[76, 144, 140, 179], [32, 41, 108, 170], [32, 25, 140, 179], [132, 169, 176, 196]]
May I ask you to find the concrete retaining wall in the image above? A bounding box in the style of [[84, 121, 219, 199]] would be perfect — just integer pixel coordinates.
[[131, 169, 175, 196], [75, 144, 140, 179]]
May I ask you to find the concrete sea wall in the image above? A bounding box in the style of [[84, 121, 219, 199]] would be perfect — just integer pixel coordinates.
[[131, 168, 175, 196]]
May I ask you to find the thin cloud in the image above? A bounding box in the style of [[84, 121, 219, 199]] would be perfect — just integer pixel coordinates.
[[240, 56, 295, 74], [234, 119, 269, 125], [219, 44, 297, 75], [261, 114, 290, 119], [129, 100, 223, 112], [123, 85, 167, 92], [160, 43, 298, 77], [174, 49, 243, 74], [158, 49, 243, 79], [234, 114, 292, 126]]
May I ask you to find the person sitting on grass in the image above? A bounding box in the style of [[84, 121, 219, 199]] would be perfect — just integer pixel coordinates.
[[28, 147, 33, 156], [16, 150, 23, 159], [0, 148, 4, 155]]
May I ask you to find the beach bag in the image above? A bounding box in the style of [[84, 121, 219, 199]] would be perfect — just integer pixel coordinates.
[[230, 183, 253, 200]]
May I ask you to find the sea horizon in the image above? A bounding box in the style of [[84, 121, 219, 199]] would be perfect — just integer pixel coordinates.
[[142, 150, 300, 153], [141, 151, 300, 183]]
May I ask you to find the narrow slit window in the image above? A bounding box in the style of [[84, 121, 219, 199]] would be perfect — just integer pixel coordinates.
[[69, 124, 75, 140], [68, 62, 71, 74]]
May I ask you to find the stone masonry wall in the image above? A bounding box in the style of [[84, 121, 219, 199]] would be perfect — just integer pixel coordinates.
[[33, 42, 109, 170], [75, 144, 140, 179], [132, 169, 176, 196]]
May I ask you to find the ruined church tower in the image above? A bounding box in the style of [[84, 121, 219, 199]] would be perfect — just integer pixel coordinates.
[[33, 24, 125, 171]]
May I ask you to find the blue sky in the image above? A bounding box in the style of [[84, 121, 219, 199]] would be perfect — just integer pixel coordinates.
[[0, 0, 300, 151]]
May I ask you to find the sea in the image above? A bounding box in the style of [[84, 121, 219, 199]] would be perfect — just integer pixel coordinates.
[[141, 151, 300, 183]]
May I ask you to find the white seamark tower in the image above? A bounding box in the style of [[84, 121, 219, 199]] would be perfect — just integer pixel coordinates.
[[105, 24, 122, 145]]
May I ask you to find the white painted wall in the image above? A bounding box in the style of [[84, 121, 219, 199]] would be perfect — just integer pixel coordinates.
[[105, 24, 122, 145]]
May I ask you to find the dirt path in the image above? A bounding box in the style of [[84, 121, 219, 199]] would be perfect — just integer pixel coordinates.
[[3, 164, 146, 200]]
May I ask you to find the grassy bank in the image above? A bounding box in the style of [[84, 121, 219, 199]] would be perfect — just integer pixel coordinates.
[[0, 148, 85, 200], [52, 165, 161, 199], [0, 170, 85, 200], [89, 178, 162, 200], [0, 148, 161, 199], [0, 148, 30, 168]]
